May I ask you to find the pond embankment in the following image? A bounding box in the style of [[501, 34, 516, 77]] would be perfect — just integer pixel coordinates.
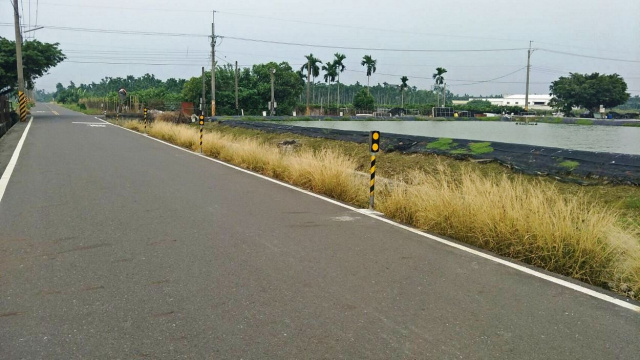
[[221, 120, 640, 185]]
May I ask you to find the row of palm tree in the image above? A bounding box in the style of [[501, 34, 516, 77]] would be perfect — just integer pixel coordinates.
[[301, 53, 447, 111]]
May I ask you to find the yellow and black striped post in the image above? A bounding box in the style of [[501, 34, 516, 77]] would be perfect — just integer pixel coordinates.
[[199, 115, 204, 154], [18, 91, 27, 122], [369, 131, 380, 210], [144, 107, 148, 134]]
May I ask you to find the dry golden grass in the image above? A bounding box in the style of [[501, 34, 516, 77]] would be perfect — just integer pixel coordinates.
[[121, 120, 640, 299]]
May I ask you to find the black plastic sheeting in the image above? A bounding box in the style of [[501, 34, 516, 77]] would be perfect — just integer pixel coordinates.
[[221, 121, 640, 185]]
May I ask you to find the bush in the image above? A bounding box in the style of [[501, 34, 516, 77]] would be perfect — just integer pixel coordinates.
[[353, 89, 375, 111]]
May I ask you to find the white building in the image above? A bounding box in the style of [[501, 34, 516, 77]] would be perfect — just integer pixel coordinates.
[[470, 94, 553, 110]]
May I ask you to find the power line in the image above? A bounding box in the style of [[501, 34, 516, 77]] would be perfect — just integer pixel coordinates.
[[451, 67, 527, 86], [220, 35, 528, 53], [64, 60, 208, 67], [216, 10, 528, 44], [538, 48, 640, 63], [0, 23, 530, 52]]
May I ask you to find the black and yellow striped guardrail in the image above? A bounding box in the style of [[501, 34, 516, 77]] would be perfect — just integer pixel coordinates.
[[18, 91, 27, 122]]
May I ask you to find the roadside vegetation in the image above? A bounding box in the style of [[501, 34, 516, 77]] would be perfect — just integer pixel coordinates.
[[120, 119, 640, 300], [58, 103, 103, 115]]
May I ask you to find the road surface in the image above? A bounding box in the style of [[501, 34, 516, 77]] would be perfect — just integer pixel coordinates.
[[1, 104, 638, 359]]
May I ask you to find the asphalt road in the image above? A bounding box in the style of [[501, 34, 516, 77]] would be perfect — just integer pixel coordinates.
[[1, 103, 639, 359]]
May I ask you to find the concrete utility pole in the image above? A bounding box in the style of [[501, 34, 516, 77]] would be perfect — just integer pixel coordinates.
[[270, 68, 276, 116], [524, 41, 533, 112], [306, 59, 311, 116], [211, 11, 216, 117], [235, 61, 239, 115], [200, 66, 205, 114], [13, 0, 25, 95]]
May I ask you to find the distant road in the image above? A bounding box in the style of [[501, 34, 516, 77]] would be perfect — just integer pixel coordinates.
[[0, 103, 638, 359]]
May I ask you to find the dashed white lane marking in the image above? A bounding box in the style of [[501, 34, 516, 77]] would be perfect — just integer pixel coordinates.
[[93, 116, 640, 313], [0, 117, 34, 203]]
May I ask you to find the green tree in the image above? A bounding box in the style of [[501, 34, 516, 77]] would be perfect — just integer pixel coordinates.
[[333, 53, 346, 108], [361, 55, 377, 93], [0, 37, 65, 95], [432, 67, 447, 106], [322, 61, 337, 105], [400, 76, 409, 108], [300, 54, 322, 109], [353, 88, 375, 111], [549, 73, 630, 116]]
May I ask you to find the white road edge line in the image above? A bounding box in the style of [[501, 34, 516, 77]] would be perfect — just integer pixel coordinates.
[[93, 117, 640, 313], [0, 116, 34, 203]]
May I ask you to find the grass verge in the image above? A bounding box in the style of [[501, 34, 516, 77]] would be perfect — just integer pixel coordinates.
[[121, 120, 640, 299], [58, 103, 104, 115]]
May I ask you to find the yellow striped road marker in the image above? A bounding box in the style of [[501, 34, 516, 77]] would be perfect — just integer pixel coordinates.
[[369, 131, 380, 210], [18, 91, 27, 122], [199, 115, 204, 154]]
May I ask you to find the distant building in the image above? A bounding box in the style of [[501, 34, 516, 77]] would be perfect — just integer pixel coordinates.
[[470, 94, 552, 110]]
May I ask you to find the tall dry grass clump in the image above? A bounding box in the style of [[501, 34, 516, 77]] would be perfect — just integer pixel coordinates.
[[377, 165, 640, 294], [120, 120, 640, 298]]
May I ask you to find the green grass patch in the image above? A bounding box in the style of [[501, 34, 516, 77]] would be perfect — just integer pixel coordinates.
[[469, 142, 494, 155], [576, 119, 594, 125], [558, 160, 580, 171], [58, 103, 103, 115], [426, 138, 457, 150]]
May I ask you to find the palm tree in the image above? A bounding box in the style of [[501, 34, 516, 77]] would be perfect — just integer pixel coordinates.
[[322, 62, 337, 111], [361, 55, 377, 94], [432, 67, 447, 106], [400, 76, 409, 110], [333, 53, 346, 110], [301, 54, 322, 112]]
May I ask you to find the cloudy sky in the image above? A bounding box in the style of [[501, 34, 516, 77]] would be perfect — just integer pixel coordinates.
[[2, 0, 639, 96]]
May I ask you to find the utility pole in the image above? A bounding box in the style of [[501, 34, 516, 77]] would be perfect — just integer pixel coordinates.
[[200, 66, 205, 114], [306, 59, 311, 116], [13, 0, 25, 97], [235, 61, 239, 115], [270, 68, 276, 116], [524, 40, 533, 112], [211, 11, 216, 117]]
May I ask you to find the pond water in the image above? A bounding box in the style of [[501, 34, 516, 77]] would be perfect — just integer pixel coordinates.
[[275, 121, 640, 155]]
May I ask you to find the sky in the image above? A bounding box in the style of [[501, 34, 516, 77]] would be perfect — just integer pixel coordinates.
[[2, 0, 639, 96]]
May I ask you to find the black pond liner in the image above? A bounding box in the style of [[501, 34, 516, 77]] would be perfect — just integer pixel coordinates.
[[221, 120, 640, 185]]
